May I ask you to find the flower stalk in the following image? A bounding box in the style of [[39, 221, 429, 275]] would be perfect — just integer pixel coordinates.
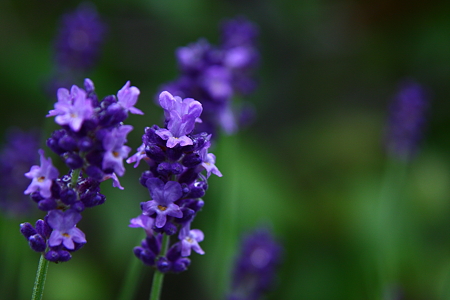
[[149, 234, 170, 300], [31, 253, 49, 300]]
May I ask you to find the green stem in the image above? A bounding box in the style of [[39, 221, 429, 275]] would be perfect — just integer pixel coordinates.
[[117, 233, 146, 300], [149, 234, 170, 300], [31, 254, 49, 300], [71, 168, 81, 187]]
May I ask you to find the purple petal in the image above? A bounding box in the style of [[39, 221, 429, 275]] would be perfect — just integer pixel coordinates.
[[146, 178, 165, 202], [155, 212, 168, 228], [163, 181, 182, 203], [166, 203, 183, 218], [62, 235, 75, 249], [69, 227, 86, 244], [191, 229, 204, 242]]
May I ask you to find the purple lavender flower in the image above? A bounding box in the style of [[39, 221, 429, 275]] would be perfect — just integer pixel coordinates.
[[22, 78, 142, 262], [47, 85, 94, 132], [158, 16, 259, 139], [385, 80, 428, 161], [156, 91, 203, 148], [180, 229, 205, 257], [47, 209, 86, 250], [117, 81, 144, 115], [129, 91, 222, 274], [46, 3, 106, 96], [102, 125, 133, 176], [24, 149, 59, 199], [126, 143, 148, 168], [0, 128, 39, 217], [227, 227, 283, 300], [53, 3, 106, 73], [102, 173, 124, 190], [129, 214, 155, 236], [199, 147, 222, 178], [141, 178, 183, 228]]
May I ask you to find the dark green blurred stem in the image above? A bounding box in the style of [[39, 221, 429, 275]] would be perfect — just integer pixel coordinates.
[[31, 253, 49, 300], [149, 233, 170, 300], [375, 159, 408, 299], [117, 232, 145, 300], [209, 134, 239, 297]]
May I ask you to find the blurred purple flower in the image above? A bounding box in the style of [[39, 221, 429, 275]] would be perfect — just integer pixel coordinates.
[[53, 2, 106, 73], [385, 80, 428, 161], [0, 128, 39, 217], [227, 227, 283, 300]]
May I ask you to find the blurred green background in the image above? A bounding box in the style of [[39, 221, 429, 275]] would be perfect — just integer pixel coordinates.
[[1, 0, 450, 299]]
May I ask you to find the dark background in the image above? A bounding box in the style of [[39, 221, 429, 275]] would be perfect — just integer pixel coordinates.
[[1, 0, 450, 299]]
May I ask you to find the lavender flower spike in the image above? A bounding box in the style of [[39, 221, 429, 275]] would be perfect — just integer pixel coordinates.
[[117, 81, 143, 115], [385, 80, 428, 161], [47, 209, 86, 250], [141, 178, 183, 228], [24, 149, 59, 198], [47, 84, 94, 132]]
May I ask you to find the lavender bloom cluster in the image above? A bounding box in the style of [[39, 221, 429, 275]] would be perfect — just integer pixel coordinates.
[[160, 17, 259, 138], [227, 227, 283, 300], [127, 91, 222, 273], [47, 3, 106, 94], [20, 78, 141, 262], [0, 128, 39, 217], [385, 80, 428, 161]]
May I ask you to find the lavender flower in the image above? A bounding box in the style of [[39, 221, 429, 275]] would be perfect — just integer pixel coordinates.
[[159, 16, 259, 138], [102, 125, 133, 176], [47, 209, 86, 250], [0, 128, 39, 217], [155, 91, 203, 148], [21, 78, 142, 262], [227, 227, 283, 300], [24, 149, 59, 199], [385, 80, 428, 161], [141, 178, 183, 228], [129, 90, 221, 273], [47, 85, 94, 132], [46, 3, 106, 95], [117, 81, 144, 115], [180, 229, 205, 257]]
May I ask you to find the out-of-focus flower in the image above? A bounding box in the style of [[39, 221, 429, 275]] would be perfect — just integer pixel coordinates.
[[227, 227, 283, 300], [0, 128, 39, 217], [385, 80, 428, 161]]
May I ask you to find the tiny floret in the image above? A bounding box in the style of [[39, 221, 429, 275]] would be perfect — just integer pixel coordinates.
[[24, 149, 59, 198], [117, 81, 143, 115], [47, 85, 94, 132], [156, 91, 203, 148], [47, 209, 86, 250], [141, 178, 183, 228], [180, 229, 205, 257], [102, 125, 133, 176]]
